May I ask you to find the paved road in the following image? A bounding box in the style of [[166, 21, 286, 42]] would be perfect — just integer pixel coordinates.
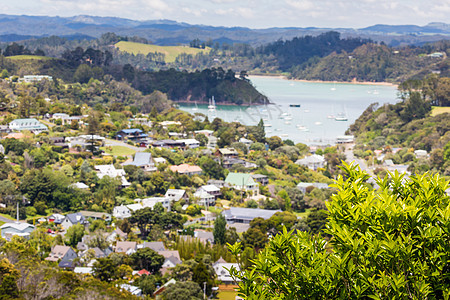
[[0, 215, 14, 223], [344, 143, 373, 176]]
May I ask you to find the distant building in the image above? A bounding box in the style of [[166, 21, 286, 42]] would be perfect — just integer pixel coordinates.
[[336, 135, 354, 144], [213, 257, 240, 284], [414, 150, 428, 159], [61, 212, 88, 229], [251, 174, 269, 186], [79, 211, 111, 222], [295, 154, 326, 171], [9, 118, 48, 134], [112, 204, 144, 219], [22, 75, 53, 82], [225, 173, 259, 195], [222, 207, 281, 224], [194, 129, 214, 137], [297, 182, 330, 194], [140, 197, 171, 211], [239, 137, 254, 148], [46, 245, 77, 262], [140, 241, 166, 252], [215, 148, 239, 158], [116, 128, 148, 141], [178, 139, 200, 149], [94, 165, 130, 187], [165, 189, 188, 202], [115, 241, 137, 254], [198, 185, 221, 198], [123, 152, 157, 172], [0, 222, 35, 241], [169, 164, 202, 176], [194, 190, 216, 207], [207, 136, 218, 148]]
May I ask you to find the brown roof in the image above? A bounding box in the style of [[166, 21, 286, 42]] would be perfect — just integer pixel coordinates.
[[169, 164, 202, 174], [45, 245, 72, 261], [115, 241, 137, 253], [157, 250, 181, 261]]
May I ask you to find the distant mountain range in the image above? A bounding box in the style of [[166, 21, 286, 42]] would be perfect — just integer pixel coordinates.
[[0, 14, 449, 46]]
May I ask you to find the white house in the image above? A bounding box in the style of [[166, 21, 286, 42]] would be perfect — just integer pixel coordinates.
[[213, 257, 240, 284], [295, 154, 326, 171], [9, 118, 48, 133], [0, 222, 35, 241], [194, 190, 216, 207], [123, 152, 157, 172], [161, 255, 182, 268], [94, 165, 130, 187], [179, 139, 200, 149], [115, 241, 137, 254], [112, 204, 144, 219], [198, 185, 221, 198], [165, 189, 188, 203], [140, 197, 171, 211]]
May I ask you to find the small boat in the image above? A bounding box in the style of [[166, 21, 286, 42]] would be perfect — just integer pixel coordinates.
[[275, 128, 282, 131], [289, 104, 301, 107], [208, 96, 216, 111], [297, 125, 309, 132], [284, 116, 293, 121], [304, 109, 310, 113], [373, 90, 379, 95], [264, 123, 272, 127], [335, 113, 348, 121], [266, 130, 272, 134], [281, 134, 289, 137], [315, 121, 322, 125], [285, 121, 291, 125], [192, 101, 198, 111], [327, 114, 335, 119]]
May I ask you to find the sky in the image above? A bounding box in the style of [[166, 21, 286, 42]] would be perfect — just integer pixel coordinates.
[[2, 0, 449, 29]]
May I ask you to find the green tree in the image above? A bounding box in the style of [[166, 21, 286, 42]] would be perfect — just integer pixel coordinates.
[[65, 223, 85, 247], [162, 281, 203, 300], [192, 262, 214, 296], [213, 214, 227, 245], [130, 248, 165, 273], [229, 163, 450, 299], [92, 257, 119, 282]]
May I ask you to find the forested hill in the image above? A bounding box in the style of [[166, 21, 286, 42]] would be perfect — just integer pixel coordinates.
[[347, 76, 450, 153], [1, 46, 267, 105]]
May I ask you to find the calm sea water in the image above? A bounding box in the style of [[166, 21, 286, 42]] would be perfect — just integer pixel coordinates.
[[179, 76, 399, 145]]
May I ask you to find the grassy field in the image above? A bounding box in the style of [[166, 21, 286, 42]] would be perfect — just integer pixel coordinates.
[[6, 55, 53, 61], [115, 41, 210, 63], [431, 106, 450, 117], [0, 213, 15, 221], [100, 146, 136, 156], [218, 291, 238, 300], [295, 208, 311, 219]]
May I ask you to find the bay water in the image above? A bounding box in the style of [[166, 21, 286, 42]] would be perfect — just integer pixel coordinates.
[[178, 76, 399, 145]]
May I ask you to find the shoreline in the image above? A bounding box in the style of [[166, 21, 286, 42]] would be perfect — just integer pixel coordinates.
[[248, 74, 398, 87]]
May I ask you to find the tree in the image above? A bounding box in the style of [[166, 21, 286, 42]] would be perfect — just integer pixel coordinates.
[[73, 64, 94, 84], [92, 257, 119, 282], [213, 214, 226, 245], [229, 163, 450, 299], [65, 224, 85, 247], [195, 133, 208, 147], [130, 248, 165, 274], [192, 262, 214, 296], [162, 281, 203, 300]]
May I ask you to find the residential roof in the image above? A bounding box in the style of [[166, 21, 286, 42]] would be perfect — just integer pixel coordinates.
[[142, 241, 166, 252], [0, 222, 35, 231], [164, 255, 182, 266], [297, 182, 329, 189], [71, 182, 89, 189], [46, 245, 72, 261], [217, 148, 238, 155], [165, 189, 186, 201], [120, 128, 143, 134], [158, 250, 181, 261], [116, 241, 137, 253], [80, 211, 111, 219], [123, 152, 153, 167], [296, 154, 325, 164], [194, 190, 215, 199], [225, 173, 256, 186], [251, 174, 268, 179], [65, 212, 86, 225], [200, 185, 220, 193], [222, 207, 281, 222], [169, 164, 202, 174]]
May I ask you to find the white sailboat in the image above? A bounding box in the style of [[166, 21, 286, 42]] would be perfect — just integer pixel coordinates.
[[208, 96, 216, 112], [335, 112, 348, 121], [192, 101, 198, 111]]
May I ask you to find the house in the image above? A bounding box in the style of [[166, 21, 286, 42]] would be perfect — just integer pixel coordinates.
[[414, 149, 428, 158], [123, 152, 157, 172], [198, 185, 221, 198], [120, 284, 142, 296], [194, 129, 214, 137], [251, 174, 269, 186], [194, 190, 216, 207], [169, 164, 202, 176], [178, 139, 200, 149], [9, 118, 48, 133], [74, 267, 93, 274], [295, 154, 326, 171], [51, 113, 70, 124], [115, 241, 137, 254], [336, 135, 354, 144], [140, 241, 166, 252], [207, 179, 226, 188], [0, 125, 10, 134], [225, 173, 259, 195], [70, 182, 89, 190], [153, 157, 167, 165], [67, 135, 105, 152], [222, 207, 281, 224], [157, 250, 181, 261], [49, 137, 68, 149], [297, 182, 330, 194], [94, 165, 130, 187], [22, 75, 52, 82], [221, 157, 257, 169], [47, 213, 65, 224], [140, 197, 171, 211], [213, 257, 240, 284], [194, 230, 214, 244], [107, 228, 128, 243], [116, 129, 148, 141], [0, 223, 35, 241], [161, 255, 182, 268], [112, 204, 144, 219], [153, 279, 177, 297], [215, 148, 239, 158], [46, 245, 77, 262], [207, 136, 218, 148], [165, 189, 188, 202], [79, 211, 111, 222], [152, 139, 186, 149], [61, 212, 88, 229], [239, 137, 254, 148]]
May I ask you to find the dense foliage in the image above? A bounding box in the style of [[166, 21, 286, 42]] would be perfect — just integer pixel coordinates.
[[229, 163, 450, 299]]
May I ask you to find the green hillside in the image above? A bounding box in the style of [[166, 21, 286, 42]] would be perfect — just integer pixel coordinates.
[[115, 41, 211, 63]]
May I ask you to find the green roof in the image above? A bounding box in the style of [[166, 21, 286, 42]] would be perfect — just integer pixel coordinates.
[[225, 173, 255, 186]]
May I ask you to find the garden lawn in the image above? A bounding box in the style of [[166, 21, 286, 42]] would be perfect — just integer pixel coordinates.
[[100, 146, 136, 156], [431, 106, 450, 117], [218, 291, 238, 300]]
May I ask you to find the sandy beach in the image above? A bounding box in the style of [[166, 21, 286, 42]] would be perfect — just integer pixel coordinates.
[[248, 74, 398, 87]]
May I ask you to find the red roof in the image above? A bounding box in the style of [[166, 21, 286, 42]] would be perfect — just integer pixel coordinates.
[[169, 164, 202, 174], [138, 269, 150, 276]]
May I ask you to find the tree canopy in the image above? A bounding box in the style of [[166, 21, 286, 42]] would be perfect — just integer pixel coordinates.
[[229, 162, 450, 299]]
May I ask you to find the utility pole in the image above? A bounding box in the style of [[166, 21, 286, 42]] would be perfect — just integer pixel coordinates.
[[203, 281, 206, 300]]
